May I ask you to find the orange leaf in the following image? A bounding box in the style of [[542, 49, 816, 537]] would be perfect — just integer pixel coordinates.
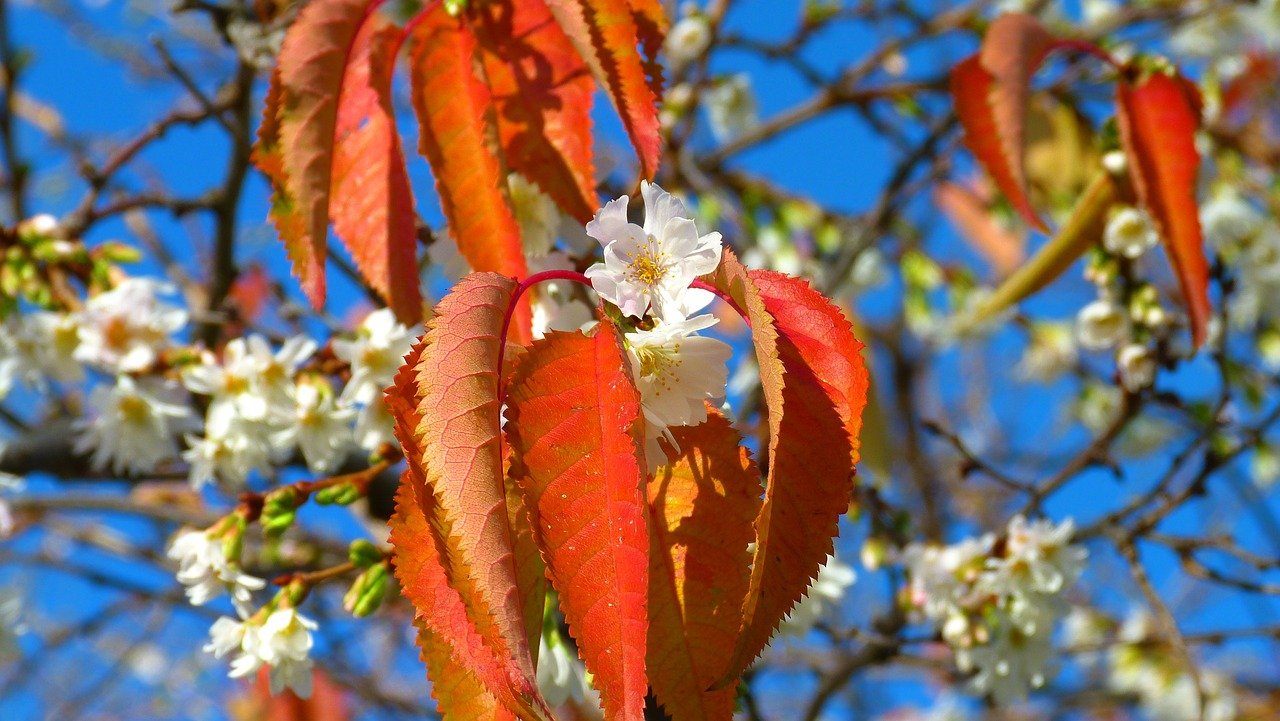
[[470, 0, 599, 223], [544, 0, 662, 179], [330, 12, 422, 323], [254, 70, 315, 302], [701, 253, 869, 685], [627, 0, 668, 104], [505, 322, 649, 721], [389, 478, 519, 721], [646, 411, 760, 721], [1116, 69, 1210, 348], [934, 180, 1025, 277], [269, 0, 368, 307], [255, 0, 421, 318], [951, 13, 1059, 232], [407, 5, 532, 342], [410, 273, 546, 702]]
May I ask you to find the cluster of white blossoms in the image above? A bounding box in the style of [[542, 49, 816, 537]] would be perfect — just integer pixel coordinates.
[[1075, 198, 1164, 392], [584, 181, 732, 469], [205, 606, 319, 698], [902, 515, 1087, 704], [167, 528, 265, 614], [178, 309, 415, 488], [1093, 610, 1239, 721]]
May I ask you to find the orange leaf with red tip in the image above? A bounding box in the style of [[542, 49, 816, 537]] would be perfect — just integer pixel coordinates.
[[505, 322, 650, 721], [253, 0, 421, 319], [1116, 69, 1210, 347], [951, 13, 1059, 232], [647, 412, 760, 721], [329, 12, 422, 323], [407, 5, 532, 342], [701, 253, 869, 685], [544, 0, 663, 179], [471, 0, 599, 223]]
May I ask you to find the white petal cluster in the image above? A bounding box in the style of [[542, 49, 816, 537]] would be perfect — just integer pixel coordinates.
[[780, 553, 856, 636], [509, 172, 561, 259], [705, 73, 759, 143], [167, 529, 264, 614], [528, 253, 595, 341], [74, 375, 195, 476], [584, 182, 732, 470], [536, 631, 594, 708], [273, 381, 356, 474], [585, 181, 722, 322], [664, 14, 711, 68], [903, 515, 1086, 705], [332, 308, 417, 452], [206, 607, 318, 698], [1107, 610, 1238, 721], [1117, 343, 1157, 391], [0, 311, 83, 398], [1103, 206, 1159, 259], [181, 335, 321, 487], [74, 278, 186, 373], [626, 315, 732, 468], [1016, 322, 1077, 382], [1076, 298, 1129, 351]]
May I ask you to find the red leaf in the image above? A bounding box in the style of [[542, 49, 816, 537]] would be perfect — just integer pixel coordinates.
[[627, 0, 668, 103], [646, 412, 760, 721], [407, 5, 532, 342], [544, 0, 662, 179], [471, 0, 599, 223], [701, 252, 869, 685], [505, 322, 649, 721], [951, 13, 1058, 232], [1116, 69, 1210, 347], [330, 12, 422, 323]]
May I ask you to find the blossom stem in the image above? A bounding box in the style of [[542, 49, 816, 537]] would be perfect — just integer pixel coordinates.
[[495, 270, 595, 396], [1051, 39, 1123, 71]]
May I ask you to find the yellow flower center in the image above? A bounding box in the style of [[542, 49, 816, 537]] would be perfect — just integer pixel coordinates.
[[626, 239, 668, 286], [634, 342, 682, 393], [117, 394, 151, 425]]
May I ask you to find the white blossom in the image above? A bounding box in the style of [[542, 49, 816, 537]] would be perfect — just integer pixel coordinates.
[[427, 235, 472, 283], [1103, 206, 1159, 259], [529, 252, 596, 340], [333, 309, 417, 408], [74, 278, 186, 373], [352, 401, 396, 455], [781, 554, 856, 635], [584, 181, 723, 321], [204, 615, 249, 659], [705, 73, 759, 142], [625, 315, 732, 469], [167, 529, 265, 613], [903, 515, 1086, 705], [1202, 190, 1263, 254], [182, 426, 274, 489], [74, 376, 195, 476], [249, 608, 318, 698], [509, 173, 560, 258], [1017, 322, 1077, 382], [1076, 298, 1129, 350], [272, 381, 355, 473], [1117, 343, 1157, 391], [537, 633, 591, 707], [0, 312, 83, 393], [182, 334, 315, 430], [664, 15, 711, 68]]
